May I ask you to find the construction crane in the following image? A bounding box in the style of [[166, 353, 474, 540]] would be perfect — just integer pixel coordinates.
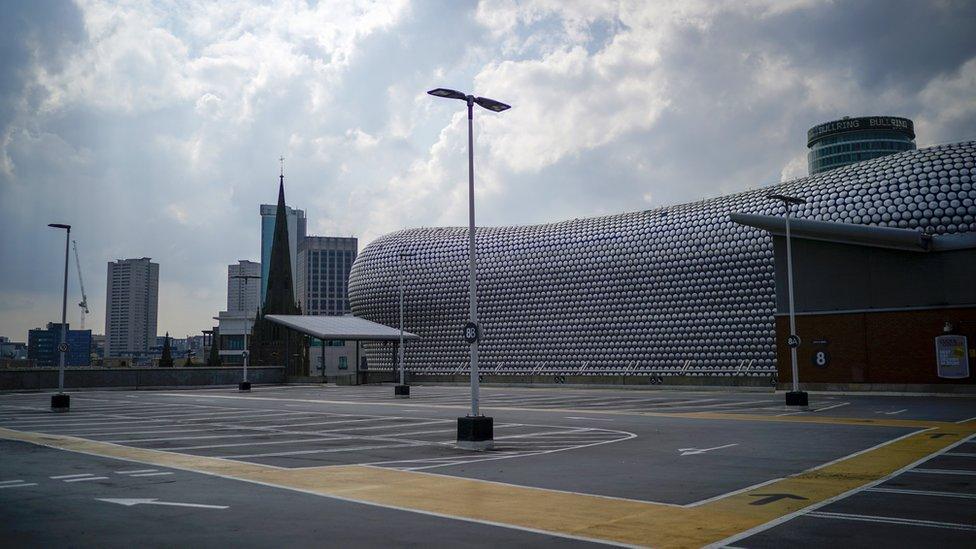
[[72, 240, 90, 330]]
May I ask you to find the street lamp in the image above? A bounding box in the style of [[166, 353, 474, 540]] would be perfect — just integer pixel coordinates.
[[428, 87, 510, 450], [395, 251, 416, 398], [230, 273, 260, 392], [48, 223, 71, 412], [768, 194, 808, 407]]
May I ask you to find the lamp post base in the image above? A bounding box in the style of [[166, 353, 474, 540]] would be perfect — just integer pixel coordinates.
[[394, 384, 410, 398], [785, 391, 808, 406], [238, 381, 251, 392], [457, 415, 493, 450], [51, 393, 70, 413]]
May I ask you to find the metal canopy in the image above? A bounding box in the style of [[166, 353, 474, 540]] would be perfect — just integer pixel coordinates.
[[728, 213, 976, 252], [265, 315, 420, 341]]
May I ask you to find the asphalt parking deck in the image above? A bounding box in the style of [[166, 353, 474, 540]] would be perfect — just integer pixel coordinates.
[[1, 385, 974, 548]]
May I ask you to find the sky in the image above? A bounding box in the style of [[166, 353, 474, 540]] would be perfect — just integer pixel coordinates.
[[1, 0, 975, 340]]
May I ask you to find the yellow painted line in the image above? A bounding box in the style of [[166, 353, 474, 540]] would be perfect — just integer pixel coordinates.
[[3, 419, 975, 548]]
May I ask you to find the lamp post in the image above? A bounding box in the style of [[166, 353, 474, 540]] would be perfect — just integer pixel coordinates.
[[428, 87, 510, 450], [230, 273, 260, 392], [768, 194, 808, 407], [48, 223, 71, 412], [395, 251, 416, 398]]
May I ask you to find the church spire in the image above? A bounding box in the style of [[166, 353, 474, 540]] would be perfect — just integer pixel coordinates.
[[249, 158, 308, 375], [261, 158, 299, 314]]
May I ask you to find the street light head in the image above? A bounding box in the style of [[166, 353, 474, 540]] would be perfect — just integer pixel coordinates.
[[427, 88, 468, 101], [767, 194, 806, 206], [48, 223, 71, 230], [473, 96, 511, 112]]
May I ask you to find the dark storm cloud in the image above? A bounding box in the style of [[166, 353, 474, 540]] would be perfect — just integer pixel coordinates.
[[1, 0, 974, 339], [749, 0, 976, 93]]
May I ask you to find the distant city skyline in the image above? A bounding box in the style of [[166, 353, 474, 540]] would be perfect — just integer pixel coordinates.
[[1, 1, 974, 338]]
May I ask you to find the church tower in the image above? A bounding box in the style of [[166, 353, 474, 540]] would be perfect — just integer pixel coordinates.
[[249, 161, 309, 375]]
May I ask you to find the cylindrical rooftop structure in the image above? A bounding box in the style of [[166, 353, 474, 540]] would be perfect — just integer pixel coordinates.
[[807, 116, 916, 175]]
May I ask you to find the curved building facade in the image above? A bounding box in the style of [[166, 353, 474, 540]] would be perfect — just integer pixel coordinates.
[[349, 142, 975, 375], [807, 116, 916, 175]]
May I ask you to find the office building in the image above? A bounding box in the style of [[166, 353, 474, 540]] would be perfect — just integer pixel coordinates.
[[27, 323, 92, 367], [0, 336, 28, 360], [807, 116, 915, 175], [298, 236, 358, 316], [105, 257, 159, 359], [350, 141, 975, 378], [217, 260, 261, 364], [260, 203, 305, 302], [227, 260, 261, 313]]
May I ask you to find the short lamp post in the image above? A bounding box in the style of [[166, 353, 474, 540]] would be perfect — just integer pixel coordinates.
[[48, 223, 72, 412], [240, 350, 250, 392], [428, 87, 510, 450], [230, 273, 260, 392], [395, 251, 416, 398], [768, 194, 808, 407]]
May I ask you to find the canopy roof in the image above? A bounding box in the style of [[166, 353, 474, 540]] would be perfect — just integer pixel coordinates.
[[265, 315, 420, 341], [730, 213, 976, 252]]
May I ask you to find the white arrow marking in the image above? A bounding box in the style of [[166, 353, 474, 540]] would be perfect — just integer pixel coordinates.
[[678, 443, 738, 456], [97, 498, 228, 509]]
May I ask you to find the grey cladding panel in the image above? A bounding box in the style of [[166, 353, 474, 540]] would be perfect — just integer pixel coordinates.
[[349, 142, 976, 374]]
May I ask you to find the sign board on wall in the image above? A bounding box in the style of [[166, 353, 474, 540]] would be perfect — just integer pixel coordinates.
[[935, 335, 970, 379]]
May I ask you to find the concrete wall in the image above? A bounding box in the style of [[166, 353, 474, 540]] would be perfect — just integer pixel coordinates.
[[0, 366, 285, 391]]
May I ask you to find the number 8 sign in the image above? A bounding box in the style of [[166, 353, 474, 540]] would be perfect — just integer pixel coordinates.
[[811, 350, 830, 368]]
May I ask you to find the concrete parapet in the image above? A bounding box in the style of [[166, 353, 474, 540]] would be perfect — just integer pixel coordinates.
[[0, 366, 285, 391]]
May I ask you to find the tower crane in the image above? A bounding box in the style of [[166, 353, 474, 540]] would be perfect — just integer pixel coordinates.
[[72, 240, 90, 330]]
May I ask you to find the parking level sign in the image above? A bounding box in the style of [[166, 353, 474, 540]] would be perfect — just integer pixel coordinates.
[[935, 335, 969, 379]]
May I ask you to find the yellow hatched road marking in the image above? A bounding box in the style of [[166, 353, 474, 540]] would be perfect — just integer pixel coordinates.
[[2, 417, 974, 548]]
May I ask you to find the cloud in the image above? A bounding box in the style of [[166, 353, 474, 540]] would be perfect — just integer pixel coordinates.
[[1, 0, 974, 341]]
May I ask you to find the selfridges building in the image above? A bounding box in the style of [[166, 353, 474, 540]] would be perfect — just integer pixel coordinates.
[[349, 142, 976, 376]]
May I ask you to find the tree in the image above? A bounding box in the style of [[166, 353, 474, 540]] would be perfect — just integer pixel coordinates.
[[158, 332, 174, 368], [207, 328, 221, 367]]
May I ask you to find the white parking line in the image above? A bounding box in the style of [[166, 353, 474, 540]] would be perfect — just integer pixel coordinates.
[[0, 482, 37, 489], [322, 419, 452, 433], [807, 511, 976, 531], [218, 442, 422, 459], [64, 476, 110, 482], [944, 452, 976, 458], [116, 469, 158, 474], [866, 487, 976, 499], [0, 479, 28, 484], [813, 402, 850, 413], [908, 468, 976, 476], [51, 473, 95, 479], [102, 431, 324, 444], [166, 437, 355, 451], [129, 472, 174, 477]]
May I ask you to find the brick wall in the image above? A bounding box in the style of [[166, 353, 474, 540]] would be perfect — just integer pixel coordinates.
[[776, 307, 976, 385]]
